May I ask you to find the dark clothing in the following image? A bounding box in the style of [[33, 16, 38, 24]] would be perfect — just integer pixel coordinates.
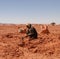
[[26, 27, 37, 39]]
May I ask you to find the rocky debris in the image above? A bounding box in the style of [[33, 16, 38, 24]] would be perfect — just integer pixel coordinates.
[[0, 24, 60, 59], [40, 25, 50, 34]]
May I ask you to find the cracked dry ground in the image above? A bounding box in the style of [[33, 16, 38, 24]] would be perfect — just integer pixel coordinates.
[[0, 24, 60, 59]]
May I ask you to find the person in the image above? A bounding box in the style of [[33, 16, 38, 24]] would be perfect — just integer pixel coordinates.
[[25, 23, 38, 39], [18, 24, 38, 47]]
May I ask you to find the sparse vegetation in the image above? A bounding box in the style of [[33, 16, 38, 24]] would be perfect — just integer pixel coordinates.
[[50, 22, 56, 26]]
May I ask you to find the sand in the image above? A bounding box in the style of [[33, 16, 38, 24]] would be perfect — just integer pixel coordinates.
[[0, 24, 60, 59]]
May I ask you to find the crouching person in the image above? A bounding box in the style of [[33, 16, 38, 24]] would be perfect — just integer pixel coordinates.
[[18, 24, 38, 46], [26, 23, 38, 39]]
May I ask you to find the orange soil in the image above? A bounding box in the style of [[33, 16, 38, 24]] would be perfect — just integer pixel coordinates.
[[0, 24, 60, 59]]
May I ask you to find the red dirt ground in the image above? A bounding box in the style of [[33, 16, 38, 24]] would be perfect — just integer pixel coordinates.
[[0, 24, 60, 59]]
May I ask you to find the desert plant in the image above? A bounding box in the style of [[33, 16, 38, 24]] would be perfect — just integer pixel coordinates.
[[51, 22, 56, 26]]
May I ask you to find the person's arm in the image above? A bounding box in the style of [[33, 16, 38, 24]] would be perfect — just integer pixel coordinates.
[[27, 28, 35, 35]]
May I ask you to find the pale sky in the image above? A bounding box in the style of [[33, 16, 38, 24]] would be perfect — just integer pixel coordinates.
[[0, 0, 60, 24]]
